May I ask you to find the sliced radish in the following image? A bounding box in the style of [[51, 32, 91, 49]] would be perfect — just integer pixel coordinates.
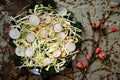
[[41, 14, 51, 24], [24, 47, 34, 57], [43, 58, 52, 66], [15, 46, 25, 56], [26, 32, 35, 42], [65, 41, 76, 52], [54, 23, 63, 32], [29, 14, 40, 26], [56, 32, 66, 40], [40, 30, 49, 38], [58, 7, 67, 16], [53, 50, 62, 58], [9, 28, 20, 39]]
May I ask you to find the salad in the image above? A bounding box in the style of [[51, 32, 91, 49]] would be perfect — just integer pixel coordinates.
[[9, 4, 82, 74]]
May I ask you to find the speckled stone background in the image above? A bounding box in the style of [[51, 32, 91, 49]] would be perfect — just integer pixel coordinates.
[[0, 0, 120, 80]]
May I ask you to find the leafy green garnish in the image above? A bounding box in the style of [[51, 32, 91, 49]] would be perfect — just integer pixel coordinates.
[[41, 66, 56, 76], [72, 22, 83, 29], [42, 0, 57, 9], [12, 54, 24, 66], [9, 38, 16, 48]]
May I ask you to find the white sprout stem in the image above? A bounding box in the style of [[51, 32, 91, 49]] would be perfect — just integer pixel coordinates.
[[19, 63, 27, 68], [67, 19, 76, 23], [17, 15, 30, 22], [14, 11, 27, 19], [73, 31, 83, 40], [71, 26, 81, 31], [69, 50, 79, 55], [38, 7, 50, 10]]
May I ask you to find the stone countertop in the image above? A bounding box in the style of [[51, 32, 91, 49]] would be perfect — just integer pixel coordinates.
[[0, 0, 120, 80]]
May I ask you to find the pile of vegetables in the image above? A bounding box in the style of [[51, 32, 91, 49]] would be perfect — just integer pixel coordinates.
[[9, 4, 82, 75]]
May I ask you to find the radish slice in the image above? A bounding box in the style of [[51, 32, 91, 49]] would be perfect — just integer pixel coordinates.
[[25, 47, 34, 57], [41, 14, 51, 24], [40, 30, 49, 38], [56, 32, 66, 40], [53, 50, 62, 58], [9, 28, 20, 39], [29, 14, 40, 26], [15, 46, 25, 56], [58, 7, 67, 16], [26, 32, 35, 42], [54, 23, 63, 32], [65, 41, 76, 52], [43, 58, 52, 66]]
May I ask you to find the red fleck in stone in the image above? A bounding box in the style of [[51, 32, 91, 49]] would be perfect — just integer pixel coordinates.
[[95, 22, 100, 28], [95, 47, 101, 54], [91, 23, 95, 28], [76, 61, 83, 68], [82, 62, 87, 67], [99, 51, 105, 60], [76, 61, 87, 68], [85, 54, 91, 60], [111, 27, 118, 32]]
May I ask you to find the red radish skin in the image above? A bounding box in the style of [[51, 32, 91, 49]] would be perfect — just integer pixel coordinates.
[[29, 14, 40, 26], [9, 28, 20, 39], [26, 33, 35, 42], [54, 23, 63, 32], [24, 47, 34, 57], [53, 50, 62, 58], [15, 46, 25, 56], [65, 41, 76, 52], [41, 14, 51, 24]]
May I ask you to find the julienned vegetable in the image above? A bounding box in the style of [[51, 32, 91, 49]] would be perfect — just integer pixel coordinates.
[[9, 4, 82, 73]]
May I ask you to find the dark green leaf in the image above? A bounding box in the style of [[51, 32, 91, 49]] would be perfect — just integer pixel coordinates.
[[9, 38, 16, 48], [12, 54, 24, 66], [41, 66, 56, 76], [76, 42, 81, 49], [42, 0, 57, 9], [72, 21, 83, 29]]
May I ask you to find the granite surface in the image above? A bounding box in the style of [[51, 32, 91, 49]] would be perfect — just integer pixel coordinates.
[[0, 0, 120, 80]]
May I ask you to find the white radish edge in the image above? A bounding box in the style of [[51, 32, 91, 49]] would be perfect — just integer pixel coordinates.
[[40, 30, 49, 38], [28, 14, 40, 26], [24, 47, 34, 57], [41, 14, 52, 24], [58, 7, 67, 16], [15, 46, 25, 56], [65, 41, 76, 53], [53, 50, 62, 58], [9, 28, 20, 39], [53, 23, 63, 32], [26, 32, 35, 43]]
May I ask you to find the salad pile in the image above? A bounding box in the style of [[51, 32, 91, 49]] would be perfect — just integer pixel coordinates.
[[9, 4, 82, 73]]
